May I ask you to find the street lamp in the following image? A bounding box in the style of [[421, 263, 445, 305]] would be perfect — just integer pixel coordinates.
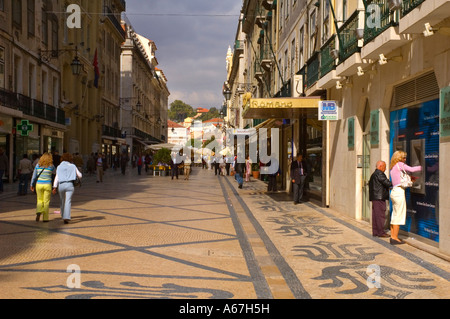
[[70, 56, 82, 76], [39, 46, 83, 76], [223, 88, 232, 101]]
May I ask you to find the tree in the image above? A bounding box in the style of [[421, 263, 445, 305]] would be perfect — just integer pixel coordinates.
[[169, 100, 196, 122]]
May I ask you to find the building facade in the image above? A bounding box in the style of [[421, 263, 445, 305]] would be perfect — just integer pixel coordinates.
[[0, 0, 67, 182], [228, 0, 450, 257], [120, 22, 169, 157]]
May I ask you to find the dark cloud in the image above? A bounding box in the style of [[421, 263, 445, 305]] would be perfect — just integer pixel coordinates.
[[124, 0, 242, 109]]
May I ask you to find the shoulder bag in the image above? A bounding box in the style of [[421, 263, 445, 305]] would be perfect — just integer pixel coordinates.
[[32, 167, 45, 192], [398, 163, 413, 188]]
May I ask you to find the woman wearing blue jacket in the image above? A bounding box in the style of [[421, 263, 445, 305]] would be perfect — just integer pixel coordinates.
[[52, 153, 82, 224]]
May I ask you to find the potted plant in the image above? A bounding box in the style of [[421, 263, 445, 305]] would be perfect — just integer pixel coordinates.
[[251, 162, 260, 179]]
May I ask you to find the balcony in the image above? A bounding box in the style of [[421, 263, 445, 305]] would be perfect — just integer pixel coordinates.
[[254, 62, 264, 83], [361, 0, 411, 60], [102, 125, 122, 138], [259, 43, 273, 71], [306, 52, 320, 88], [399, 0, 450, 34], [104, 6, 126, 39], [234, 39, 245, 51], [0, 88, 65, 125], [317, 35, 341, 89], [336, 10, 366, 77]]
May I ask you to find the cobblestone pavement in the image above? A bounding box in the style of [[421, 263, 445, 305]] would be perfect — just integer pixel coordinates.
[[0, 167, 449, 299]]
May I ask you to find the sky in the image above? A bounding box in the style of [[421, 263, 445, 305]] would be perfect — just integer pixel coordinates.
[[124, 0, 243, 110]]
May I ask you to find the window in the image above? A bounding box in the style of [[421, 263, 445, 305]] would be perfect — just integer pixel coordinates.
[[12, 0, 22, 27], [51, 19, 58, 52], [42, 8, 48, 45], [0, 47, 4, 89], [343, 0, 347, 22], [309, 10, 317, 57], [291, 39, 296, 75], [299, 26, 304, 68], [27, 0, 35, 35]]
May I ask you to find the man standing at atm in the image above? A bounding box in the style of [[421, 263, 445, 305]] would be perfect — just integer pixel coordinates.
[[369, 160, 392, 237]]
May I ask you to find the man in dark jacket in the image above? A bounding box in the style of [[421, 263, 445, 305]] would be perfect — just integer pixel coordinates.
[[291, 153, 307, 204], [369, 161, 392, 237]]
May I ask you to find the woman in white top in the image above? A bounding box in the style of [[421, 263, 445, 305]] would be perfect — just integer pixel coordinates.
[[52, 153, 82, 224]]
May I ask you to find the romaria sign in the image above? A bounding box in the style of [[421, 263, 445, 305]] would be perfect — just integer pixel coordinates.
[[250, 98, 320, 109]]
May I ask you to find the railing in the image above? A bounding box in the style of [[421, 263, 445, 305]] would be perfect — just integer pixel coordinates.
[[401, 0, 426, 17], [338, 10, 361, 62], [259, 43, 272, 62], [0, 88, 65, 125], [306, 52, 320, 88], [234, 39, 244, 50], [104, 6, 126, 39], [320, 35, 336, 77], [102, 125, 122, 138], [364, 0, 399, 44]]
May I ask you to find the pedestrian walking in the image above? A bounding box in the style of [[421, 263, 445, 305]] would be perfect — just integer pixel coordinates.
[[213, 156, 220, 175], [234, 158, 245, 189], [184, 155, 191, 180], [368, 161, 392, 237], [120, 151, 129, 175], [245, 155, 252, 182], [30, 153, 55, 222], [267, 155, 281, 192], [0, 148, 8, 193], [87, 153, 95, 175], [52, 153, 83, 224], [96, 153, 104, 182], [137, 154, 143, 175], [389, 151, 422, 245], [291, 153, 307, 205], [225, 156, 231, 175], [171, 152, 180, 180], [18, 154, 33, 195]]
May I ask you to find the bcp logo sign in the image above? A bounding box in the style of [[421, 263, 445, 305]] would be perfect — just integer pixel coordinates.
[[66, 4, 81, 29]]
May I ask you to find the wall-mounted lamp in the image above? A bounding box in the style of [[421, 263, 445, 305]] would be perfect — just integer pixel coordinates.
[[357, 66, 365, 76], [379, 53, 403, 65], [423, 22, 450, 37], [336, 81, 343, 89], [39, 46, 83, 76]]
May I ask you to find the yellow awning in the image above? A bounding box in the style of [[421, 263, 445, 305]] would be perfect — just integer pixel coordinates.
[[243, 97, 321, 119]]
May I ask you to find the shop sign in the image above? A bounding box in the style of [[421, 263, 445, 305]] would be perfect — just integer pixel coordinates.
[[440, 86, 450, 137], [0, 115, 12, 134], [318, 101, 339, 121], [348, 117, 355, 149], [370, 109, 379, 146], [250, 98, 320, 109], [16, 120, 33, 136]]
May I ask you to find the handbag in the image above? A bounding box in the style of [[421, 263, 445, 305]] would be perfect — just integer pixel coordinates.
[[31, 167, 45, 191], [398, 163, 413, 188], [72, 176, 82, 187]]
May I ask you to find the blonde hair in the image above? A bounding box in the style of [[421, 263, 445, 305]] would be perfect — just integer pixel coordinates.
[[390, 151, 407, 170], [38, 152, 53, 168]]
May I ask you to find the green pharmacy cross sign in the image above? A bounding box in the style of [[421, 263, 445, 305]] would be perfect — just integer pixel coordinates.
[[17, 120, 34, 136]]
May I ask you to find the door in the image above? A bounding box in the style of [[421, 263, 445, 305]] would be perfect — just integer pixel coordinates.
[[362, 133, 371, 221]]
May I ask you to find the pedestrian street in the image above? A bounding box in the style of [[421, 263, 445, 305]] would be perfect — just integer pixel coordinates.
[[0, 167, 449, 300]]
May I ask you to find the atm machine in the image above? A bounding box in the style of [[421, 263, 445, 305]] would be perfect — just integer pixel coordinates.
[[409, 139, 425, 195]]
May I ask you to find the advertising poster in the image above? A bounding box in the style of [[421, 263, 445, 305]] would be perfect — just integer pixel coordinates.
[[390, 99, 439, 242]]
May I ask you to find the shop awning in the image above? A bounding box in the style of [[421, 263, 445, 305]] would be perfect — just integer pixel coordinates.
[[243, 97, 321, 119]]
